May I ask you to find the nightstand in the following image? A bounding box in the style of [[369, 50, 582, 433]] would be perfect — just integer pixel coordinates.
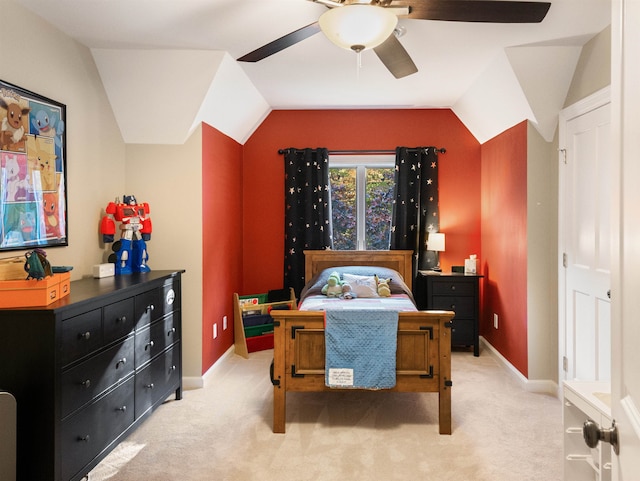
[[415, 271, 483, 356]]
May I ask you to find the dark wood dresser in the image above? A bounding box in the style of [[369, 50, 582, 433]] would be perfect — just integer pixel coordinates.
[[0, 270, 184, 481], [415, 272, 482, 356]]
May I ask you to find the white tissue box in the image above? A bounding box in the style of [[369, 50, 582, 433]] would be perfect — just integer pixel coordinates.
[[464, 258, 477, 275]]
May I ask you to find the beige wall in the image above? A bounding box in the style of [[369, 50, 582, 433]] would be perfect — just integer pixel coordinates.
[[526, 25, 611, 385], [527, 124, 559, 383], [125, 132, 204, 382], [1, 0, 125, 277], [1, 1, 204, 381], [564, 25, 611, 108]]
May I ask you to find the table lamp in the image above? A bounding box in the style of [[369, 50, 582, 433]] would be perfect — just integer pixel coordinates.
[[427, 232, 445, 271]]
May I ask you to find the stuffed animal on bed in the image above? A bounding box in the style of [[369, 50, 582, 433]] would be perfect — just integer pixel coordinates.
[[375, 275, 391, 297], [321, 271, 344, 297], [340, 282, 356, 300]]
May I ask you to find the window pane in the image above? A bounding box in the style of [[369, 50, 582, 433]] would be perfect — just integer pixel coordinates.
[[330, 168, 356, 250], [365, 168, 394, 250]]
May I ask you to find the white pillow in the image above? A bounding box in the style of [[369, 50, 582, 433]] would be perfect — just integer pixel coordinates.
[[343, 273, 379, 298]]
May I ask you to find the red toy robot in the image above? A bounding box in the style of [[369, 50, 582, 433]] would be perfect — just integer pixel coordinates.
[[100, 195, 152, 275]]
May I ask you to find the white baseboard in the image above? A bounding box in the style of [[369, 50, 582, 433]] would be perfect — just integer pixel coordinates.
[[182, 345, 235, 390], [480, 337, 559, 397]]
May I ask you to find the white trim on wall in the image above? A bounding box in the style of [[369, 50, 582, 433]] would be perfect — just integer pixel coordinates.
[[480, 337, 559, 396]]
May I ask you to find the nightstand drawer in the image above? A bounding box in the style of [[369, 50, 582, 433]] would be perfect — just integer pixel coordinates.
[[430, 295, 475, 318], [451, 318, 475, 345], [430, 279, 476, 296]]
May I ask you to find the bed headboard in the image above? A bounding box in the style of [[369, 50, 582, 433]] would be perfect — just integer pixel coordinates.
[[304, 250, 415, 290]]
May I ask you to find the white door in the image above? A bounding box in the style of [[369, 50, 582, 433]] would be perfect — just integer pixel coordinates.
[[610, 0, 640, 478], [559, 90, 612, 383]]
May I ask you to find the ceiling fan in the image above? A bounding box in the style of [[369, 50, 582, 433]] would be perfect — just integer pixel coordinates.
[[237, 0, 551, 79]]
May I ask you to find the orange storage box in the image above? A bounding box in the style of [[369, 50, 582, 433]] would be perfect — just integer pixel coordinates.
[[0, 272, 71, 308]]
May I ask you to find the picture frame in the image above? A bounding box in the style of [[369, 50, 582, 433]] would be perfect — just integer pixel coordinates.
[[0, 79, 68, 251]]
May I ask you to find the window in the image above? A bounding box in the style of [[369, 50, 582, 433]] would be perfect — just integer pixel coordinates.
[[329, 155, 395, 250]]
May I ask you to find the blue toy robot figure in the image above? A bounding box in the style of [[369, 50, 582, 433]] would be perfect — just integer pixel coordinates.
[[100, 195, 152, 275]]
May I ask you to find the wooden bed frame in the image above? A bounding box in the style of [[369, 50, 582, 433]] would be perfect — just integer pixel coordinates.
[[269, 250, 455, 434]]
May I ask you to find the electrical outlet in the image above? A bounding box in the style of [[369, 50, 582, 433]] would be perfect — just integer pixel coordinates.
[[223, 315, 228, 330], [494, 313, 499, 329], [213, 323, 218, 339]]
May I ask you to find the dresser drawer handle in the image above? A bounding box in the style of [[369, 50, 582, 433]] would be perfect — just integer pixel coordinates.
[[115, 357, 127, 369], [451, 304, 456, 310], [169, 365, 176, 373], [80, 379, 91, 388], [145, 304, 155, 313], [145, 341, 155, 351], [168, 327, 176, 336], [78, 331, 91, 341], [450, 285, 456, 291], [145, 383, 155, 389], [117, 316, 127, 323], [78, 435, 90, 442], [116, 405, 127, 412]]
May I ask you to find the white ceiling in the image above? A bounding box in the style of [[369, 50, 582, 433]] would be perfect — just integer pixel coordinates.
[[15, 0, 611, 144]]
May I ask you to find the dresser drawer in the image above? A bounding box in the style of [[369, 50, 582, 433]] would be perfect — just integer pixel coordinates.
[[61, 336, 134, 418], [60, 376, 135, 481], [135, 344, 180, 417], [429, 279, 476, 296], [104, 297, 135, 344], [134, 288, 161, 329], [134, 313, 179, 369], [430, 295, 475, 318], [61, 309, 103, 366], [134, 278, 181, 330]]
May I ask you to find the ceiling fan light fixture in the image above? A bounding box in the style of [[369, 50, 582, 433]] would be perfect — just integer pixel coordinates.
[[319, 4, 398, 52]]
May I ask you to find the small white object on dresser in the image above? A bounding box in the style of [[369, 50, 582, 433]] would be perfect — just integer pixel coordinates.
[[92, 263, 115, 278]]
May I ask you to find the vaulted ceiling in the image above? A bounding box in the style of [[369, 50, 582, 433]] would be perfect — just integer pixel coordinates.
[[16, 0, 611, 144]]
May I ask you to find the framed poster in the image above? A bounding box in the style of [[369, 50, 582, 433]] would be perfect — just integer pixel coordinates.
[[0, 79, 67, 251]]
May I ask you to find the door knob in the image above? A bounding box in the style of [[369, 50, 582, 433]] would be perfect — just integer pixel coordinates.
[[583, 419, 619, 455]]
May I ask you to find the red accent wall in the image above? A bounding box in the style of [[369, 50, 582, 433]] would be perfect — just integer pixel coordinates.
[[201, 111, 531, 378], [480, 121, 528, 376], [202, 123, 243, 373], [241, 109, 481, 294]]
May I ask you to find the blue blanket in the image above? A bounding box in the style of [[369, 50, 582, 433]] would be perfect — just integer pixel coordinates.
[[324, 309, 399, 389]]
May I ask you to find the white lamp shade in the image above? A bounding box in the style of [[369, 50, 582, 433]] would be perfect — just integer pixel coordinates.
[[427, 232, 445, 252], [319, 5, 398, 52]]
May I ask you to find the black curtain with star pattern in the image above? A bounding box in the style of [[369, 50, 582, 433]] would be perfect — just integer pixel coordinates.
[[390, 147, 440, 280], [283, 148, 332, 297]]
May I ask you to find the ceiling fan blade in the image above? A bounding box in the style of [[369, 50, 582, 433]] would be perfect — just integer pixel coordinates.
[[401, 0, 551, 23], [238, 22, 321, 62], [373, 34, 418, 79]]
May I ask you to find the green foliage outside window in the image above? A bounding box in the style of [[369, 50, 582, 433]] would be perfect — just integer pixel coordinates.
[[330, 168, 356, 249], [330, 167, 394, 250], [365, 168, 394, 249]]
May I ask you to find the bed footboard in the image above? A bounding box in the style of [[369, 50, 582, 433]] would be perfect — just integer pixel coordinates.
[[269, 310, 454, 434]]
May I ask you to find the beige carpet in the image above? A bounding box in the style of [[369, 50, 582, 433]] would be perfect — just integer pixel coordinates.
[[89, 348, 563, 481]]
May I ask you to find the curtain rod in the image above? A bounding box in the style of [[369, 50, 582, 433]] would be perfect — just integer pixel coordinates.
[[278, 147, 446, 155]]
